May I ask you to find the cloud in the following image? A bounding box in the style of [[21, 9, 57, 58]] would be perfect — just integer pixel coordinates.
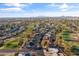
[[0, 7, 22, 12], [0, 3, 31, 12], [47, 3, 74, 12], [60, 3, 75, 12], [59, 4, 69, 12], [4, 3, 28, 7], [47, 3, 69, 11], [60, 3, 68, 9], [59, 3, 69, 12], [47, 3, 59, 7], [60, 8, 67, 11]]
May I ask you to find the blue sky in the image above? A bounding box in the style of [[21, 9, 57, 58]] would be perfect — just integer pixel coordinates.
[[0, 3, 79, 17]]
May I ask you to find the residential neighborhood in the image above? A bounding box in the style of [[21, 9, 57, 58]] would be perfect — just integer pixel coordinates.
[[0, 17, 79, 56]]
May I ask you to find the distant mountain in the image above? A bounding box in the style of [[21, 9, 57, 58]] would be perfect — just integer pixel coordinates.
[[0, 16, 79, 21]]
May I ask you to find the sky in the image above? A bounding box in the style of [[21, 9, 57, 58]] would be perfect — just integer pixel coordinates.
[[0, 3, 79, 17]]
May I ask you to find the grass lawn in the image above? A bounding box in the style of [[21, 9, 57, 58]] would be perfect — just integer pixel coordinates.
[[62, 31, 71, 41], [0, 23, 37, 50], [0, 38, 19, 50]]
